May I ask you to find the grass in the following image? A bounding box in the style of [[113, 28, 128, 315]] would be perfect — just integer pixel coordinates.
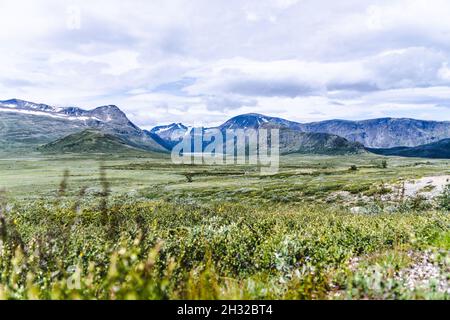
[[0, 153, 448, 299], [0, 153, 448, 200]]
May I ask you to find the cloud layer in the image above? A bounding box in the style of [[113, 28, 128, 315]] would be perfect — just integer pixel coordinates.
[[1, 0, 450, 127]]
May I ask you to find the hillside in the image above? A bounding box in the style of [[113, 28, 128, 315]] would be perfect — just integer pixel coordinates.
[[38, 129, 151, 154], [278, 129, 365, 155], [300, 118, 450, 148], [368, 139, 450, 159]]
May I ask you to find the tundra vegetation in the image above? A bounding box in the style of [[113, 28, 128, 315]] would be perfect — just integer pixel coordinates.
[[0, 153, 448, 300]]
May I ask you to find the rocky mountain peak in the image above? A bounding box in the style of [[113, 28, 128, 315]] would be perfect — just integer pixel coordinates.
[[89, 105, 130, 124]]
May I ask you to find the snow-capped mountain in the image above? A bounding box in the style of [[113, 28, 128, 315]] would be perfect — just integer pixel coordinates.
[[0, 99, 167, 153], [218, 113, 302, 131], [149, 114, 365, 155], [148, 123, 189, 149], [0, 99, 131, 124], [150, 123, 188, 140], [0, 99, 58, 112]]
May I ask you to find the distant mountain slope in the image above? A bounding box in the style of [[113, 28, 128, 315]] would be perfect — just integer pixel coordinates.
[[254, 123, 365, 155], [38, 129, 151, 154], [0, 99, 168, 153], [0, 111, 95, 153], [368, 139, 450, 159], [300, 118, 450, 148], [277, 129, 365, 155]]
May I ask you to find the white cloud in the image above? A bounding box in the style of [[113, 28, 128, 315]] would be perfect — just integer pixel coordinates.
[[48, 50, 141, 75], [184, 48, 450, 97], [1, 0, 450, 126]]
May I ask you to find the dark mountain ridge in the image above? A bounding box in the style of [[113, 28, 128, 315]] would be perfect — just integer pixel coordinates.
[[368, 138, 450, 159], [38, 129, 150, 154]]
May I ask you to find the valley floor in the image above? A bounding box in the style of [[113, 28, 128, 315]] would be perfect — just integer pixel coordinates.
[[0, 153, 449, 299]]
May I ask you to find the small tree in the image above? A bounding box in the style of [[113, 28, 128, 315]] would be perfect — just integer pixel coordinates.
[[438, 184, 450, 210], [184, 172, 193, 183], [381, 160, 388, 169], [349, 165, 358, 171]]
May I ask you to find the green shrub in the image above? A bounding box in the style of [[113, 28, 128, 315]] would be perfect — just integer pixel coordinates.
[[0, 195, 448, 300], [438, 185, 450, 211]]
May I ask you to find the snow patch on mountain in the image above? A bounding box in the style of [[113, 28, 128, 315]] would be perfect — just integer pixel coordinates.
[[0, 107, 101, 122], [150, 123, 188, 140], [0, 100, 123, 124]]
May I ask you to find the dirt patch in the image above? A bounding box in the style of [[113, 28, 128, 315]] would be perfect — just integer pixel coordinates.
[[401, 175, 450, 199]]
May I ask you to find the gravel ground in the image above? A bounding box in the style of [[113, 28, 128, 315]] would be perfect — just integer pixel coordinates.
[[402, 175, 450, 199]]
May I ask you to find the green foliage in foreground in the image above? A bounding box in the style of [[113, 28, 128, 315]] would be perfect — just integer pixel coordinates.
[[0, 195, 449, 300]]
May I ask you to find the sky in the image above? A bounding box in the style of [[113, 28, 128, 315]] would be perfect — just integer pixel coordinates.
[[1, 0, 450, 128]]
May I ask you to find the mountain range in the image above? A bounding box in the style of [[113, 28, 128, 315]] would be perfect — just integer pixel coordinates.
[[150, 113, 450, 149], [214, 113, 450, 148], [1, 99, 450, 158]]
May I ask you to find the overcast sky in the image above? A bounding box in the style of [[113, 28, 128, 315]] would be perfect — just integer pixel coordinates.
[[1, 0, 450, 127]]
